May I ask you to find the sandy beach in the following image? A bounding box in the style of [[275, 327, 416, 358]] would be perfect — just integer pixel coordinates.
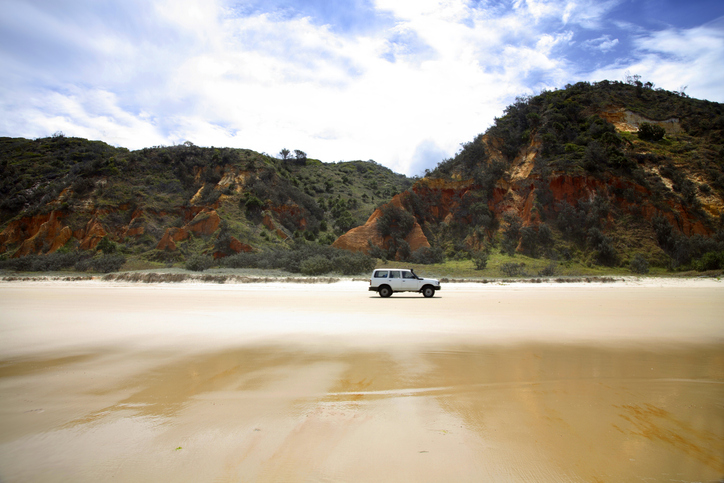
[[0, 278, 723, 482]]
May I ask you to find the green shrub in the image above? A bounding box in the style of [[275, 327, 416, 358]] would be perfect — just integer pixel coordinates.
[[300, 255, 333, 275], [243, 194, 265, 210], [333, 253, 376, 275], [501, 262, 526, 277], [185, 254, 213, 272], [0, 252, 90, 272], [367, 243, 387, 261], [220, 252, 257, 269], [317, 233, 337, 245], [410, 247, 444, 265], [219, 243, 375, 275], [588, 228, 618, 266], [501, 213, 522, 256], [629, 254, 650, 274], [538, 261, 558, 277], [76, 254, 126, 273], [638, 122, 665, 141], [472, 251, 488, 270], [519, 226, 539, 257], [693, 251, 724, 271], [96, 237, 117, 254]]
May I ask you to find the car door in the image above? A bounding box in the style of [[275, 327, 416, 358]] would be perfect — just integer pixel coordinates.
[[401, 270, 418, 291], [387, 270, 404, 291]]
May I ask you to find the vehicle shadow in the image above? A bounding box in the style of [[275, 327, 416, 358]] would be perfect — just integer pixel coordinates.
[[368, 295, 441, 299]]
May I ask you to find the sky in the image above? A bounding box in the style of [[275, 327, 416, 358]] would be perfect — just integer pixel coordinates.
[[0, 0, 723, 176]]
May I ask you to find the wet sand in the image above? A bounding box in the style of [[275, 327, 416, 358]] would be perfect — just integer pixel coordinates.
[[0, 279, 723, 482]]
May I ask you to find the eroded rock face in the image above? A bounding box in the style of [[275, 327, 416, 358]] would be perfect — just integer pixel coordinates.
[[213, 236, 253, 259], [0, 160, 310, 260], [405, 223, 430, 252], [229, 236, 253, 254], [78, 218, 107, 250], [155, 209, 251, 253], [1, 213, 54, 251], [272, 204, 307, 230], [411, 179, 474, 223], [156, 209, 221, 251], [545, 174, 712, 236], [186, 209, 221, 236], [333, 128, 721, 257], [262, 213, 290, 240], [332, 195, 430, 256], [122, 209, 146, 238], [331, 214, 383, 254], [10, 211, 72, 257], [156, 227, 189, 251], [599, 106, 683, 134]]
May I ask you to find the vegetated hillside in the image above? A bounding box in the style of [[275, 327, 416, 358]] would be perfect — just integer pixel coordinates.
[[333, 80, 724, 273], [0, 136, 410, 272]]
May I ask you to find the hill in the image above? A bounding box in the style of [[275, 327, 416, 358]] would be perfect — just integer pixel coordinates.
[[0, 136, 409, 273], [2, 79, 723, 276], [333, 80, 724, 273]]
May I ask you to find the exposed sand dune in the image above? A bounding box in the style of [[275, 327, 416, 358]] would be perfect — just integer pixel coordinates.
[[0, 279, 722, 482]]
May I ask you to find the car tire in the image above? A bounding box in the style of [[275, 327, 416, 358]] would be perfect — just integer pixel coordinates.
[[422, 286, 435, 298], [378, 285, 392, 298]]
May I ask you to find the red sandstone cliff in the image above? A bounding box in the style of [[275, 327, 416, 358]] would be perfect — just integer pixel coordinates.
[[332, 194, 430, 255]]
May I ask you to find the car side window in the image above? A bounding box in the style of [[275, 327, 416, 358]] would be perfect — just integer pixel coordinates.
[[374, 271, 388, 278], [402, 271, 415, 279], [389, 271, 400, 279]]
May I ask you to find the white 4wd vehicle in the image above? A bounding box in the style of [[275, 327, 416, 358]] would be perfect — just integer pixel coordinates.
[[369, 268, 441, 298]]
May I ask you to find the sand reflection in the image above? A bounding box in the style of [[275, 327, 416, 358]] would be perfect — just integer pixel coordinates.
[[0, 281, 722, 481], [0, 344, 722, 482]]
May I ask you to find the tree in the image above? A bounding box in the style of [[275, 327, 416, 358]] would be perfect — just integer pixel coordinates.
[[279, 148, 291, 160], [294, 150, 307, 165], [501, 212, 522, 256], [457, 134, 487, 175], [375, 204, 416, 260], [376, 204, 415, 240], [334, 210, 356, 232], [520, 226, 538, 257]]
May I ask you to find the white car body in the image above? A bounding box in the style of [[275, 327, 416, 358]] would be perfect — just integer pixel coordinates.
[[368, 268, 441, 298]]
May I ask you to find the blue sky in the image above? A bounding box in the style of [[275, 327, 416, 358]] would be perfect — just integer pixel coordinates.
[[1, 0, 722, 175]]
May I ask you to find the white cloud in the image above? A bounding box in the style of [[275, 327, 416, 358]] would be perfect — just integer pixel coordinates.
[[588, 23, 724, 102], [0, 0, 720, 176], [582, 35, 619, 52], [0, 85, 165, 148]]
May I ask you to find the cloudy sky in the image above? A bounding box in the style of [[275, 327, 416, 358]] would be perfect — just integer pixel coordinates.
[[1, 0, 723, 175]]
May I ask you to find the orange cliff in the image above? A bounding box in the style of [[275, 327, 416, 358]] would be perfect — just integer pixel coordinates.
[[3, 211, 72, 257], [157, 208, 221, 251], [332, 194, 430, 256], [332, 166, 718, 257], [155, 208, 253, 258]]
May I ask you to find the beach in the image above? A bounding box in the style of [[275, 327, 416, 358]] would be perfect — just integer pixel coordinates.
[[0, 278, 723, 482]]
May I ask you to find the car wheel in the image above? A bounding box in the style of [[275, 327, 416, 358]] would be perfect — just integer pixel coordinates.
[[422, 286, 435, 298], [379, 286, 392, 298]]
